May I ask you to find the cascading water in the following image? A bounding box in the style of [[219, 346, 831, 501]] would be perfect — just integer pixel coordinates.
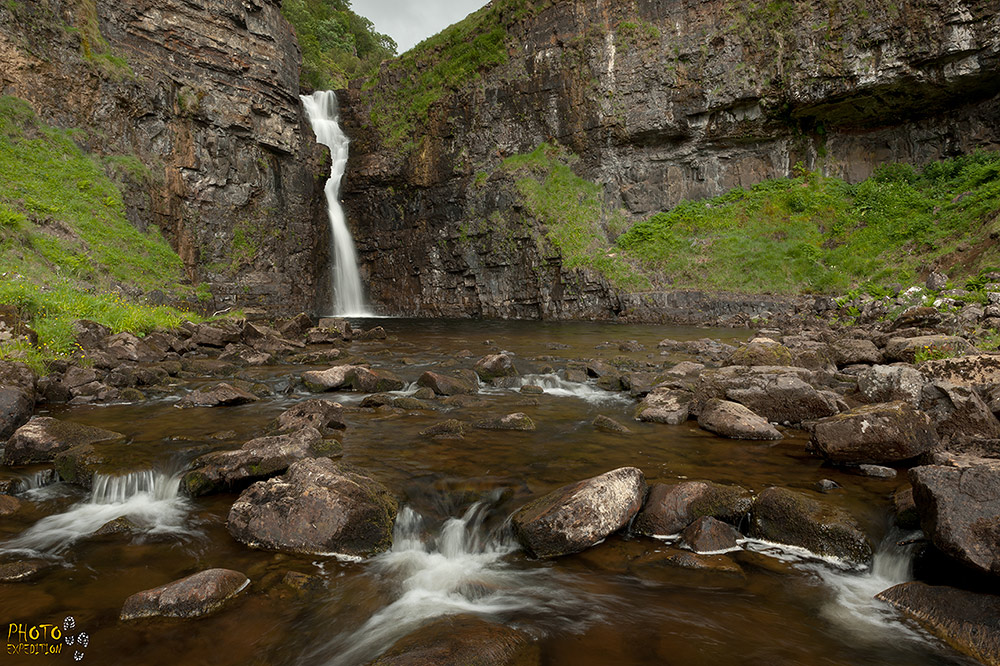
[[301, 90, 371, 317], [2, 470, 192, 555]]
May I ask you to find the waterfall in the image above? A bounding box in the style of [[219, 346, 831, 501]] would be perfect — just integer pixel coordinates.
[[301, 90, 371, 317]]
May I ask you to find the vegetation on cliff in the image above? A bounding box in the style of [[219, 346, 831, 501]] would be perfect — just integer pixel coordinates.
[[0, 95, 200, 371], [497, 143, 1000, 295], [281, 0, 397, 91]]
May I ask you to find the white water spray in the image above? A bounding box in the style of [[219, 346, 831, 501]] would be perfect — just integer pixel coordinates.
[[301, 90, 370, 317], [3, 470, 192, 555]]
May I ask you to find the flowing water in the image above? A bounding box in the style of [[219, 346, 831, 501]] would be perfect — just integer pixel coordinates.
[[301, 90, 370, 317], [0, 319, 969, 665]]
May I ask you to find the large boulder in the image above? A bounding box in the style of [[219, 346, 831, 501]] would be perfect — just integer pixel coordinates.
[[694, 366, 838, 424], [697, 399, 782, 440], [910, 459, 1000, 576], [183, 427, 339, 496], [876, 582, 1000, 666], [120, 568, 249, 620], [416, 371, 477, 396], [884, 335, 974, 363], [227, 458, 397, 557], [831, 338, 883, 367], [473, 353, 519, 385], [750, 487, 872, 565], [920, 381, 1000, 442], [366, 615, 539, 666], [726, 338, 793, 367], [857, 365, 926, 406], [177, 383, 260, 408], [633, 481, 753, 536], [301, 365, 355, 391], [0, 361, 36, 440], [510, 467, 645, 558], [681, 516, 741, 553], [3, 417, 124, 465], [920, 354, 1000, 388], [349, 367, 406, 393], [809, 401, 939, 464], [634, 387, 692, 425], [271, 399, 346, 433]]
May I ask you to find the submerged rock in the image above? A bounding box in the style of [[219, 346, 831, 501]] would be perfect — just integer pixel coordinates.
[[876, 582, 1000, 666], [697, 399, 782, 440], [633, 481, 753, 537], [593, 415, 632, 434], [634, 387, 692, 425], [809, 401, 939, 464], [510, 467, 645, 558], [750, 487, 872, 565], [3, 416, 124, 465], [120, 568, 249, 620], [474, 413, 536, 431], [910, 459, 1000, 577], [419, 419, 465, 440], [227, 458, 397, 557], [177, 383, 260, 408], [183, 427, 337, 496], [366, 615, 539, 666], [0, 558, 52, 583]]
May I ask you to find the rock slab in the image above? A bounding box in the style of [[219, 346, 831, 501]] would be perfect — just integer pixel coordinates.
[[120, 568, 249, 620]]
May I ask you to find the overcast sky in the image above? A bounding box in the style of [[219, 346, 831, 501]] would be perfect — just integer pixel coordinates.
[[353, 0, 491, 53]]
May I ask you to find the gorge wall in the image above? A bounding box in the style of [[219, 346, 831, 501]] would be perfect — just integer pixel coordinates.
[[341, 0, 1000, 321], [0, 0, 329, 315]]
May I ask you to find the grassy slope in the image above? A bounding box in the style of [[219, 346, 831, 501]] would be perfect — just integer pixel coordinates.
[[0, 95, 200, 372], [280, 0, 397, 91], [499, 143, 1000, 294]]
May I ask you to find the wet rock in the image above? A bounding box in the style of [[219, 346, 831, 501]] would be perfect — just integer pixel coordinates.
[[0, 360, 36, 440], [474, 413, 536, 431], [349, 367, 406, 393], [227, 458, 398, 557], [633, 481, 753, 536], [0, 494, 22, 516], [301, 365, 355, 391], [181, 358, 240, 377], [920, 381, 1000, 441], [697, 399, 782, 440], [473, 353, 519, 385], [183, 427, 337, 496], [857, 364, 926, 406], [857, 464, 897, 478], [219, 344, 273, 366], [816, 479, 841, 492], [366, 615, 539, 666], [417, 371, 478, 396], [177, 383, 261, 408], [876, 582, 1000, 666], [634, 387, 692, 424], [441, 395, 489, 409], [120, 568, 249, 620], [681, 516, 741, 553], [278, 313, 313, 340], [511, 467, 645, 558], [317, 317, 351, 339], [894, 486, 920, 529], [884, 335, 974, 363], [420, 418, 467, 440], [662, 361, 705, 379], [695, 367, 838, 424], [832, 339, 883, 367], [3, 417, 124, 465], [750, 487, 872, 565], [53, 443, 109, 488], [106, 364, 170, 388], [306, 327, 343, 345], [629, 548, 746, 586], [272, 399, 346, 434], [593, 415, 632, 434], [94, 516, 140, 536], [519, 384, 543, 395], [0, 559, 52, 582], [727, 338, 793, 366], [910, 459, 1000, 576], [392, 397, 431, 410], [190, 323, 240, 348], [809, 402, 939, 464], [359, 326, 387, 341]]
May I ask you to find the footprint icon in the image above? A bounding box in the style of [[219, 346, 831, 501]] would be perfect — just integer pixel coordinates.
[[62, 617, 88, 661], [74, 632, 89, 661]]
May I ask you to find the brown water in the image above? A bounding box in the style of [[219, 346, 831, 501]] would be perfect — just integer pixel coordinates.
[[0, 319, 971, 665]]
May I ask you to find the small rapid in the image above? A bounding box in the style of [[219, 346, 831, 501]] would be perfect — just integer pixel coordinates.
[[3, 470, 193, 555]]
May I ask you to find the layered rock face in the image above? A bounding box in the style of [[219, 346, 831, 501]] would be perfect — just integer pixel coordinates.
[[341, 0, 1000, 320], [0, 0, 327, 314]]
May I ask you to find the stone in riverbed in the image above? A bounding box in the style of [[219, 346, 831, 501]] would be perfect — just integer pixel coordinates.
[[419, 419, 465, 440], [227, 458, 397, 557], [750, 487, 872, 565], [0, 495, 22, 516], [857, 364, 925, 406], [271, 399, 346, 434], [0, 360, 36, 440], [920, 381, 1000, 442], [176, 383, 260, 408], [634, 387, 691, 424], [182, 427, 336, 496], [2, 416, 124, 465], [726, 338, 793, 367], [910, 459, 1000, 577], [510, 466, 645, 558], [416, 371, 477, 396], [473, 353, 519, 385], [120, 568, 249, 620], [474, 413, 535, 431], [593, 415, 632, 434], [831, 338, 883, 367], [301, 365, 355, 391], [876, 582, 1000, 666], [633, 481, 753, 537], [0, 559, 52, 582], [697, 399, 782, 440], [681, 516, 741, 553], [365, 615, 539, 666], [809, 401, 939, 465], [693, 366, 838, 424]]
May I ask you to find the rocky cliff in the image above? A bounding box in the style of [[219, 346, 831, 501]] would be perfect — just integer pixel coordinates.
[[340, 0, 1000, 321], [0, 0, 328, 315]]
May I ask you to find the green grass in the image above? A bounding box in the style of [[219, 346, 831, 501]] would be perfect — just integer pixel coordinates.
[[616, 153, 1000, 293], [0, 95, 200, 372], [281, 0, 396, 91], [500, 143, 649, 290]]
